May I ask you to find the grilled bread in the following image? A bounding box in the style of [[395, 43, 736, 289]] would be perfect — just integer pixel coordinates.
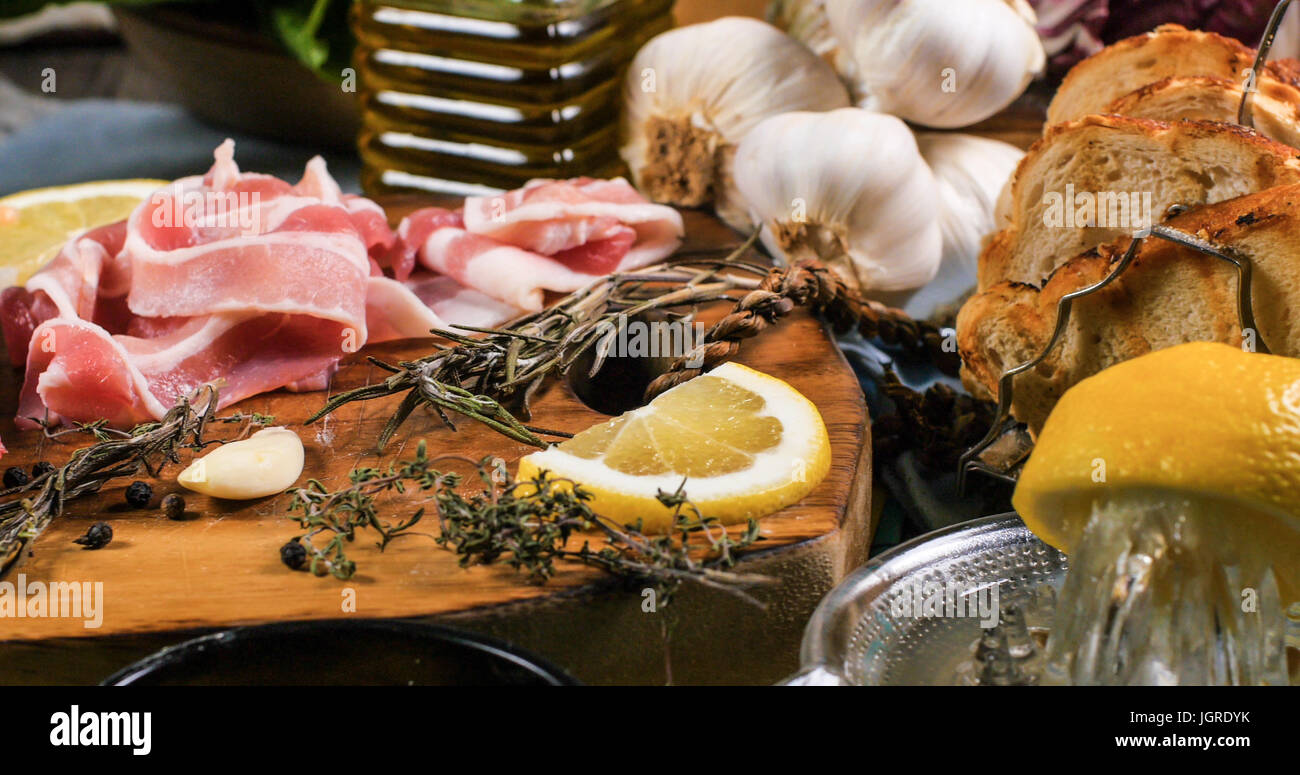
[[977, 115, 1300, 290], [959, 184, 1300, 433], [1047, 24, 1270, 125], [1107, 75, 1300, 149]]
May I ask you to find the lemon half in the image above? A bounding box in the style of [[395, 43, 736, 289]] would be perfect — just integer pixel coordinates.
[[517, 362, 831, 532], [1013, 342, 1300, 601], [0, 179, 168, 286]]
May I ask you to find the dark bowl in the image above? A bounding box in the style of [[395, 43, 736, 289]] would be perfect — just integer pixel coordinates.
[[102, 620, 579, 686], [113, 6, 361, 150]]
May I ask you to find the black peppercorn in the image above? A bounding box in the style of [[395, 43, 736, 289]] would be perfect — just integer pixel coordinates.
[[124, 480, 153, 508], [280, 540, 307, 570], [73, 521, 113, 550], [31, 461, 55, 478], [161, 493, 185, 521], [3, 466, 29, 488]]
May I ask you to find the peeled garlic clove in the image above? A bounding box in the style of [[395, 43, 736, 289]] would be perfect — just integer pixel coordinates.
[[620, 17, 850, 230], [178, 427, 305, 500], [733, 108, 943, 293], [825, 0, 1045, 129], [915, 132, 1024, 273]]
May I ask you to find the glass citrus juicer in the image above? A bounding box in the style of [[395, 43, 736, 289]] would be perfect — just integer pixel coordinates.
[[791, 342, 1300, 686]]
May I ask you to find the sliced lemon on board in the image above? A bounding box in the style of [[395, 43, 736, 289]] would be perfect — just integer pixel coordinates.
[[517, 362, 831, 532], [1013, 342, 1300, 602], [0, 179, 168, 286]]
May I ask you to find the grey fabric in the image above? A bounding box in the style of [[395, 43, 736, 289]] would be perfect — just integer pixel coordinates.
[[0, 93, 361, 196]]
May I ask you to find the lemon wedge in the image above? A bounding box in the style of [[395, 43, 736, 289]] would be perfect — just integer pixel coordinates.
[[517, 362, 831, 532], [1013, 342, 1300, 602], [0, 179, 168, 286]]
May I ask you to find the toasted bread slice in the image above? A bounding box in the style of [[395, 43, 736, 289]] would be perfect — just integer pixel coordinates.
[[959, 184, 1300, 433], [977, 114, 1300, 290], [1107, 75, 1300, 149], [1048, 25, 1261, 125]]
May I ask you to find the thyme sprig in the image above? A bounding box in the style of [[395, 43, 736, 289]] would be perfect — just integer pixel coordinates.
[[0, 387, 273, 577], [308, 234, 768, 450], [284, 441, 771, 607]]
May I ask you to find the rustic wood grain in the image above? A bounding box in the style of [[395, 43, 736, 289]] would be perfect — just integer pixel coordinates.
[[0, 209, 870, 652]]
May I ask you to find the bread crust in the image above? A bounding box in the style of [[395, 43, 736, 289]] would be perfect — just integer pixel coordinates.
[[1048, 24, 1259, 125], [977, 115, 1300, 290], [1106, 75, 1300, 149], [959, 184, 1300, 432]]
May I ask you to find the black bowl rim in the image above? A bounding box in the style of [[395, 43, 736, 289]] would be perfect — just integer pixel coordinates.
[[102, 619, 581, 686]]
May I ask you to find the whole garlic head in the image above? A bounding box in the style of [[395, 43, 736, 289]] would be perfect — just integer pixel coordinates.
[[914, 132, 1024, 273], [733, 108, 943, 292], [620, 17, 850, 230], [768, 0, 860, 95], [824, 0, 1045, 129]]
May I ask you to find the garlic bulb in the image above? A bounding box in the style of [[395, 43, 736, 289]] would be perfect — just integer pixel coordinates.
[[824, 0, 1045, 129], [733, 108, 942, 292], [620, 17, 850, 230], [914, 133, 1024, 273], [768, 0, 860, 97]]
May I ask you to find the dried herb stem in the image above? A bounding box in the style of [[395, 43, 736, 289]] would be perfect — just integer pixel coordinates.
[[308, 235, 769, 450], [284, 443, 771, 607], [0, 388, 272, 577]]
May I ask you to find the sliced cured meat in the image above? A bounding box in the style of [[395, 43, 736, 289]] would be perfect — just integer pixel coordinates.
[[5, 140, 519, 430], [18, 313, 347, 428], [401, 177, 683, 310], [364, 272, 524, 343], [386, 206, 463, 282], [550, 226, 636, 275], [399, 208, 595, 311], [461, 177, 681, 260], [343, 193, 398, 265]]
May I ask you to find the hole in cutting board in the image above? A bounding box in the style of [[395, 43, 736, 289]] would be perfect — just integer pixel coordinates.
[[565, 310, 703, 416]]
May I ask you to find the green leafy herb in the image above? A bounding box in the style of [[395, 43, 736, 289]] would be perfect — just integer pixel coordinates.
[[5, 2, 354, 81], [284, 441, 772, 607]]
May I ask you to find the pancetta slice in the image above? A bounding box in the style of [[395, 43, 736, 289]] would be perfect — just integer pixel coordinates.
[[397, 178, 683, 311], [5, 141, 520, 431]]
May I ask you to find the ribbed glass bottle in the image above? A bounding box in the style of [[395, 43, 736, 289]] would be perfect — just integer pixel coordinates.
[[351, 0, 674, 197]]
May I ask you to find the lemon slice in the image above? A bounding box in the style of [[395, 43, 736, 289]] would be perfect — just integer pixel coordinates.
[[0, 179, 168, 286], [517, 362, 831, 532], [1013, 342, 1300, 602]]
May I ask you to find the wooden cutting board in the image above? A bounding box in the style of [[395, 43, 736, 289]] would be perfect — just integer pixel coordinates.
[[0, 208, 873, 686]]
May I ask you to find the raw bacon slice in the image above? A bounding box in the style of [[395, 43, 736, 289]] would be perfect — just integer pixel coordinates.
[[402, 177, 684, 310], [461, 177, 682, 262], [365, 272, 519, 342], [343, 194, 398, 266], [11, 142, 377, 428], [5, 141, 519, 431], [399, 208, 600, 312]]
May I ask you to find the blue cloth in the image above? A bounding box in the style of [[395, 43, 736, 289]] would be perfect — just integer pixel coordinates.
[[0, 99, 360, 196]]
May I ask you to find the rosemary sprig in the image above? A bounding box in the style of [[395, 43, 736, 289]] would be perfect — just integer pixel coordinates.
[[310, 239, 962, 453], [308, 235, 768, 450], [283, 441, 771, 607], [0, 387, 273, 577]]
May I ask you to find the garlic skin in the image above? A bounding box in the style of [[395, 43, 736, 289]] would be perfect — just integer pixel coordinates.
[[914, 132, 1024, 273], [177, 427, 305, 500], [620, 17, 850, 230], [824, 0, 1045, 129], [768, 0, 861, 97], [733, 108, 943, 292]]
